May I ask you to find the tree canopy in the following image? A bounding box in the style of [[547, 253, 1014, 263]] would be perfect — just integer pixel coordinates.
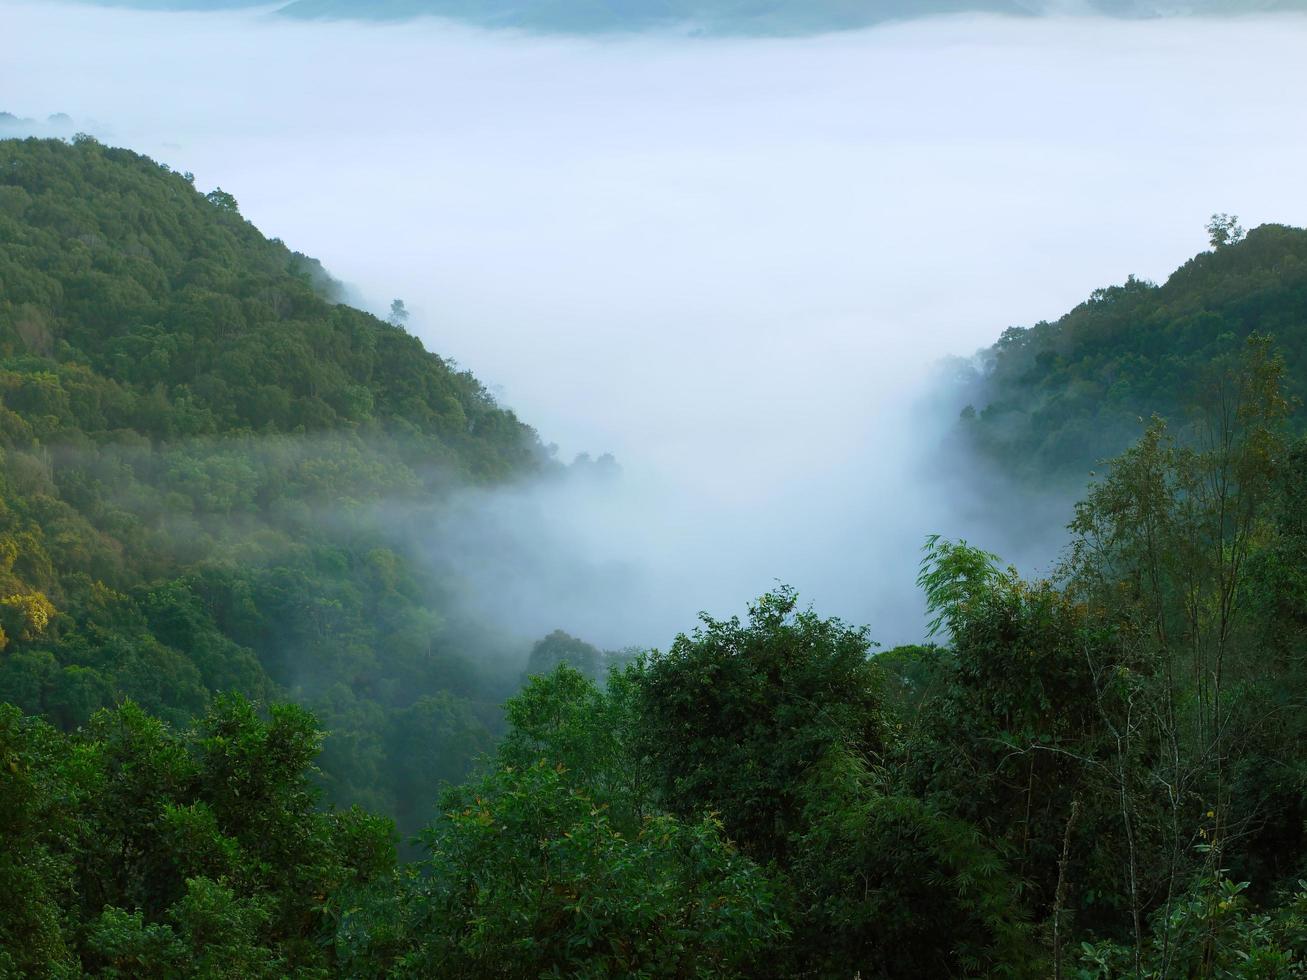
[[3, 136, 1307, 976], [0, 136, 549, 839], [950, 222, 1307, 485]]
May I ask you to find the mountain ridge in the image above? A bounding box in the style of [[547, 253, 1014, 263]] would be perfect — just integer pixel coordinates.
[[71, 0, 1307, 36], [947, 220, 1307, 483], [0, 135, 549, 829]]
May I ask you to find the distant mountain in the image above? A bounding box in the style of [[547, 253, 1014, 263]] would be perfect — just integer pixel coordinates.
[[275, 0, 1030, 34], [1103, 0, 1307, 10], [73, 0, 1307, 35], [0, 113, 76, 139], [78, 0, 267, 7]]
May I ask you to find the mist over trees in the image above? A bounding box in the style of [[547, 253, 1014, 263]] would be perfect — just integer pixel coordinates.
[[0, 136, 547, 839], [2, 130, 1307, 975]]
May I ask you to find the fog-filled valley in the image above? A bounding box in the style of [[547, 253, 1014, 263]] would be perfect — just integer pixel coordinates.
[[3, 1, 1307, 975], [7, 1, 1307, 647]]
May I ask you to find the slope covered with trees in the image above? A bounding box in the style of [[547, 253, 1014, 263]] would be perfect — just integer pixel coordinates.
[[951, 220, 1307, 485], [0, 135, 544, 833], [3, 136, 1306, 975], [7, 343, 1307, 972]]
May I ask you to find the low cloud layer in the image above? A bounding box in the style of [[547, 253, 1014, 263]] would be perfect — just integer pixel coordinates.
[[4, 2, 1306, 647]]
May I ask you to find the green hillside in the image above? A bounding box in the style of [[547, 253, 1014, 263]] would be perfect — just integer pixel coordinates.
[[0, 137, 536, 464], [0, 136, 543, 828], [952, 221, 1307, 483], [2, 137, 1305, 975]]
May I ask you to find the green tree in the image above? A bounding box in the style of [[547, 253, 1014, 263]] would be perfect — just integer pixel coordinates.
[[523, 628, 604, 681], [393, 666, 783, 978], [204, 188, 240, 213], [632, 588, 1037, 975], [0, 704, 81, 976], [633, 587, 884, 862], [1207, 212, 1246, 249], [386, 299, 408, 328]]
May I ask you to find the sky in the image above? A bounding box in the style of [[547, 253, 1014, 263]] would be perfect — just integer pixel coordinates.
[[4, 1, 1307, 648]]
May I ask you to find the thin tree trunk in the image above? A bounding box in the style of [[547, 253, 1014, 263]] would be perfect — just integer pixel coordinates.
[[1052, 800, 1081, 980]]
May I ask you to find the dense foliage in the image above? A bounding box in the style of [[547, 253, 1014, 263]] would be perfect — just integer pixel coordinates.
[[951, 221, 1307, 484], [0, 695, 395, 977], [3, 137, 1307, 975], [908, 338, 1307, 975], [0, 136, 545, 836]]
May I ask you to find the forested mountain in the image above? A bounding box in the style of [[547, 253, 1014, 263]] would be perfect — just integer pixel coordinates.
[[276, 0, 1307, 33], [76, 0, 1307, 35], [2, 136, 1306, 975], [0, 138, 537, 459], [274, 0, 1029, 33], [0, 135, 546, 834], [950, 221, 1307, 484], [0, 115, 75, 139]]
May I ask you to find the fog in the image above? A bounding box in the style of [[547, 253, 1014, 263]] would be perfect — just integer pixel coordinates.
[[5, 1, 1307, 648]]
